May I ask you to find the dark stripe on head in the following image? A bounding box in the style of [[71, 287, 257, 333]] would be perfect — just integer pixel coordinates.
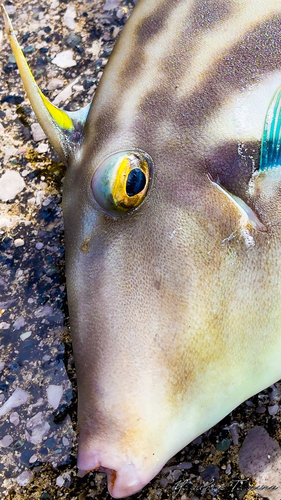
[[135, 0, 179, 45], [190, 0, 235, 31]]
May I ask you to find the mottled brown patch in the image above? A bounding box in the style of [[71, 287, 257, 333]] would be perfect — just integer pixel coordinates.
[[190, 0, 235, 31], [135, 0, 179, 45], [134, 15, 281, 158], [119, 0, 184, 91], [162, 0, 235, 87]]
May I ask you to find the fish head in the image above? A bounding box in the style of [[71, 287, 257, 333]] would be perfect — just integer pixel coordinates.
[[61, 46, 280, 500], [61, 4, 281, 494]]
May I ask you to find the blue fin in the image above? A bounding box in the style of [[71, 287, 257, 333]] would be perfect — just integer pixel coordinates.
[[260, 84, 281, 171], [1, 3, 90, 163]]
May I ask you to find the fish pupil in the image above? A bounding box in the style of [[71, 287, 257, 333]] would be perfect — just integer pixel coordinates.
[[126, 168, 146, 197]]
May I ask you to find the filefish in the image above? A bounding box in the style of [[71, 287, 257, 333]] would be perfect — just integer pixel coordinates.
[[2, 0, 281, 497]]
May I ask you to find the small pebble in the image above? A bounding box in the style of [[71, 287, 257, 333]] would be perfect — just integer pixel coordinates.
[[47, 384, 63, 409], [116, 7, 126, 19], [27, 197, 36, 206], [36, 242, 44, 250], [159, 477, 168, 488], [0, 435, 13, 447], [0, 322, 10, 330], [256, 406, 266, 414], [52, 50, 76, 68], [216, 438, 231, 452], [15, 269, 24, 278], [10, 412, 20, 426], [47, 78, 64, 91], [104, 0, 120, 9], [171, 469, 182, 482], [192, 436, 202, 445], [225, 463, 231, 475], [29, 454, 38, 464], [0, 388, 30, 417], [36, 143, 49, 153], [0, 171, 26, 202], [16, 470, 33, 487], [268, 404, 279, 416], [228, 422, 239, 445], [31, 122, 47, 141], [0, 361, 4, 371], [63, 4, 76, 30], [13, 316, 25, 329], [3, 146, 17, 165], [35, 305, 53, 318], [20, 331, 32, 341], [26, 412, 50, 445], [14, 238, 24, 247], [201, 465, 220, 483], [56, 475, 65, 487], [65, 32, 81, 48]]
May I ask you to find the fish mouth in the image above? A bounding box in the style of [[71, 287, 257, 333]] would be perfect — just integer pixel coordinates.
[[77, 447, 162, 498]]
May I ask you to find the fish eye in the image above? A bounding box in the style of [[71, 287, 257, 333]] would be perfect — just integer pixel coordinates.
[[91, 150, 154, 214]]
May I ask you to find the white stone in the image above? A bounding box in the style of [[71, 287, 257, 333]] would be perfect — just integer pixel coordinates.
[[52, 50, 76, 68], [63, 4, 76, 30], [35, 242, 44, 250], [10, 412, 20, 426], [0, 171, 26, 202], [36, 143, 49, 154], [56, 475, 65, 487], [90, 40, 102, 58], [20, 331, 32, 341], [13, 316, 25, 329], [14, 238, 24, 247], [47, 385, 63, 409], [0, 388, 30, 417], [16, 470, 33, 487], [62, 436, 69, 446], [31, 122, 47, 141], [26, 412, 50, 445], [0, 322, 10, 330], [50, 0, 59, 8], [0, 361, 4, 371], [47, 78, 64, 91], [5, 5, 16, 14], [3, 146, 17, 165], [104, 0, 120, 10], [35, 305, 53, 318], [0, 435, 13, 447]]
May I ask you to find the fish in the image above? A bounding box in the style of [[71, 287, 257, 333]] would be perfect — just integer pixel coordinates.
[[2, 0, 281, 497]]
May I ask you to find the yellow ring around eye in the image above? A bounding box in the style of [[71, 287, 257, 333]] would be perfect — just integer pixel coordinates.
[[112, 155, 149, 210], [91, 150, 154, 215]]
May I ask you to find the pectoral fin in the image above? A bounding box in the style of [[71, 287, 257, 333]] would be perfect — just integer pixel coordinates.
[[210, 178, 267, 232], [1, 3, 90, 163], [260, 84, 281, 171]]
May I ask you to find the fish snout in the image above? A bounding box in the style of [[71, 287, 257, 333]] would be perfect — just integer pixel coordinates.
[[77, 443, 163, 498]]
